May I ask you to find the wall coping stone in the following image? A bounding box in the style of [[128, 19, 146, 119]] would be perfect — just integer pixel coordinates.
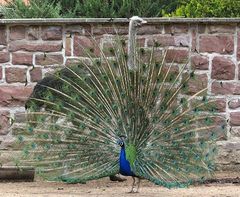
[[0, 17, 240, 25]]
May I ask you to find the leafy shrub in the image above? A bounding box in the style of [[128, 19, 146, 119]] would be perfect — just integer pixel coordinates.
[[174, 0, 240, 17], [48, 0, 171, 18], [0, 0, 61, 18], [1, 0, 179, 18], [2, 0, 240, 18], [47, 0, 80, 18]]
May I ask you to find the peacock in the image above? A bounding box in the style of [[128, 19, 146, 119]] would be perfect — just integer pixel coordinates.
[[7, 16, 225, 193]]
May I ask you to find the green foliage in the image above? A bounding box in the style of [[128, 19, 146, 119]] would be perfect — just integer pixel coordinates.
[[53, 0, 172, 18], [1, 0, 240, 18], [47, 0, 81, 18], [1, 0, 179, 18], [174, 0, 240, 17], [0, 0, 61, 18]]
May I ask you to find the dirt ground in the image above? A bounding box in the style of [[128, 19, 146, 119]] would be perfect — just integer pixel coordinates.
[[1, 173, 240, 197]]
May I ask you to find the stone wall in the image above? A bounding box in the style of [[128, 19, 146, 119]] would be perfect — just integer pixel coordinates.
[[0, 18, 240, 170]]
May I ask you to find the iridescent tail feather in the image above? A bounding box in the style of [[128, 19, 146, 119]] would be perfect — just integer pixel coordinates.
[[1, 30, 226, 187]]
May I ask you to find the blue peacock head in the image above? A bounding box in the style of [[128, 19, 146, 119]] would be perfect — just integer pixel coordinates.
[[117, 139, 124, 147], [117, 135, 127, 147]]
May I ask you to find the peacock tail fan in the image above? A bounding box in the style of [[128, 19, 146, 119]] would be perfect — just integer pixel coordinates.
[[9, 30, 225, 187]]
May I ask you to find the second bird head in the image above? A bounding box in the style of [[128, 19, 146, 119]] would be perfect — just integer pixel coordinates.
[[130, 16, 147, 27]]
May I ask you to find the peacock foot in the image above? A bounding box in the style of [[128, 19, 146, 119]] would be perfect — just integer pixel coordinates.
[[128, 177, 140, 193], [128, 189, 139, 193]]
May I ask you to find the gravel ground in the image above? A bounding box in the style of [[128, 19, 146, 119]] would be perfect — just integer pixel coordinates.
[[1, 174, 240, 197]]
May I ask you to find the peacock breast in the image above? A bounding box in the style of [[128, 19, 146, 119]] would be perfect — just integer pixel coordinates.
[[119, 147, 135, 176]]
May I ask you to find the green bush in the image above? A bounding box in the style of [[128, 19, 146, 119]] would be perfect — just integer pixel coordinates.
[[1, 0, 179, 18], [2, 0, 240, 18], [174, 0, 240, 17], [47, 0, 80, 18], [78, 0, 163, 18], [0, 0, 61, 18], [51, 0, 173, 18]]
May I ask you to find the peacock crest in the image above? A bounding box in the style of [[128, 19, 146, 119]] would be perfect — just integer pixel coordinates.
[[2, 16, 225, 192]]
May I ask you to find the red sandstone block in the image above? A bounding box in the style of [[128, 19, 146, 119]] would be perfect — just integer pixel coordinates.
[[207, 25, 235, 34], [74, 35, 100, 57], [183, 73, 208, 95], [136, 37, 145, 47], [0, 52, 10, 63], [164, 24, 189, 34], [30, 67, 42, 82], [165, 48, 189, 63], [65, 58, 81, 66], [199, 35, 234, 54], [140, 49, 163, 63], [27, 26, 40, 40], [191, 26, 197, 52], [211, 57, 235, 80], [229, 99, 240, 109], [0, 85, 33, 107], [12, 52, 33, 65], [65, 24, 91, 34], [35, 54, 63, 65], [191, 98, 226, 112], [148, 35, 189, 47], [9, 41, 63, 52], [137, 25, 163, 35], [92, 25, 128, 35], [147, 35, 174, 47], [65, 34, 72, 56], [101, 38, 145, 57], [0, 26, 7, 45], [5, 67, 27, 83], [161, 65, 179, 82], [198, 24, 206, 34], [102, 36, 144, 53], [65, 58, 91, 66], [9, 26, 26, 41], [191, 55, 209, 70], [74, 35, 91, 56], [0, 110, 10, 135], [211, 82, 240, 95], [213, 98, 226, 112], [42, 26, 62, 40], [230, 112, 240, 126]]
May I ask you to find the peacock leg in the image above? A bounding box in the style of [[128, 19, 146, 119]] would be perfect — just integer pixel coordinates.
[[129, 177, 136, 193], [135, 177, 141, 193]]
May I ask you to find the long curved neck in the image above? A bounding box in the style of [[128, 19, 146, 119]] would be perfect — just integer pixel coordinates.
[[127, 20, 137, 70]]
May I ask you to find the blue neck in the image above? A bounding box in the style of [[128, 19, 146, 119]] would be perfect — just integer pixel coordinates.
[[119, 146, 135, 176]]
